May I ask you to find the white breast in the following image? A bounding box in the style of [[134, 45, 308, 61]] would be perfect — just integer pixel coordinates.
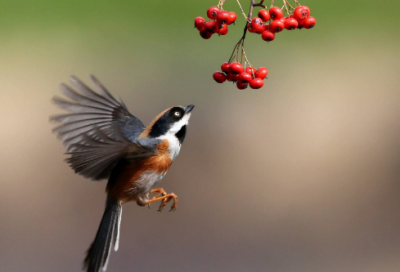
[[136, 171, 166, 194], [160, 134, 181, 160]]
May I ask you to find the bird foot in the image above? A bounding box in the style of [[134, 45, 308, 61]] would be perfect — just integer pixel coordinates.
[[148, 188, 178, 212]]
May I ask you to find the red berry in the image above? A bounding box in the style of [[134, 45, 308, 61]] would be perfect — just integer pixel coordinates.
[[251, 17, 264, 33], [238, 72, 252, 84], [217, 11, 229, 24], [229, 62, 244, 75], [303, 16, 316, 29], [194, 17, 206, 30], [258, 9, 270, 22], [302, 6, 311, 17], [226, 73, 235, 82], [247, 23, 256, 33], [294, 6, 311, 21], [227, 73, 240, 82], [270, 19, 284, 33], [261, 30, 275, 41], [204, 21, 218, 33], [226, 12, 237, 25], [297, 19, 305, 29], [256, 24, 265, 34], [284, 18, 298, 30], [293, 7, 304, 21], [269, 7, 283, 20], [221, 62, 231, 73], [199, 29, 212, 39], [245, 66, 256, 76], [207, 6, 220, 20], [236, 82, 248, 90], [218, 24, 228, 35], [249, 78, 264, 89], [213, 71, 227, 83], [255, 67, 268, 79]]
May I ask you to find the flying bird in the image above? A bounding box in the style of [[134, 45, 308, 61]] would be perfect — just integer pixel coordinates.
[[51, 75, 194, 272]]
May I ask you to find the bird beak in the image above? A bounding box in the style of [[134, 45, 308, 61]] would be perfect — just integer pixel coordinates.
[[184, 104, 195, 114]]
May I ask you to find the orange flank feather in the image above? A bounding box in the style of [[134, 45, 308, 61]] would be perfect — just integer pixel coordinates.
[[107, 139, 172, 203]]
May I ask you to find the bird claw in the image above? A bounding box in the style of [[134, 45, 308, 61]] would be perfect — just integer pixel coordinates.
[[167, 193, 178, 212], [158, 198, 168, 212], [148, 189, 178, 212], [169, 205, 177, 212], [159, 193, 177, 212]]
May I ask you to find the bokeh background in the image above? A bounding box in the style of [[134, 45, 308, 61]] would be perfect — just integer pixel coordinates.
[[1, 0, 399, 271]]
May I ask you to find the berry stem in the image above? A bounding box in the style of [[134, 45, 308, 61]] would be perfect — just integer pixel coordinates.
[[218, 0, 227, 10], [283, 2, 288, 15], [241, 44, 244, 64], [228, 0, 265, 65], [283, 0, 295, 11], [281, 0, 297, 16], [235, 0, 251, 22], [241, 44, 253, 68]]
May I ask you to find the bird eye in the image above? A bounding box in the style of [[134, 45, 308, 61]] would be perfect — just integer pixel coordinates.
[[174, 111, 181, 117]]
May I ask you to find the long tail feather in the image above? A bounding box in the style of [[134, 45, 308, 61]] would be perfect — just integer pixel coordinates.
[[84, 197, 122, 272]]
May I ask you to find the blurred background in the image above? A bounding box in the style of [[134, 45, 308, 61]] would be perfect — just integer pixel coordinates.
[[1, 0, 399, 271]]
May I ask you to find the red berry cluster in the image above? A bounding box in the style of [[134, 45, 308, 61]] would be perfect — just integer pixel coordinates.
[[194, 6, 237, 39], [213, 62, 268, 90], [196, 1, 317, 90], [247, 5, 316, 42]]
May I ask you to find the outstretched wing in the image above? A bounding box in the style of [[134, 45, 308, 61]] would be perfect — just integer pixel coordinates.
[[51, 75, 153, 180], [66, 126, 156, 180], [51, 75, 145, 149]]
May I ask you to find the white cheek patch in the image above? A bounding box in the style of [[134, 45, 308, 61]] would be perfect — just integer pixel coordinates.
[[169, 113, 191, 134], [157, 113, 191, 160]]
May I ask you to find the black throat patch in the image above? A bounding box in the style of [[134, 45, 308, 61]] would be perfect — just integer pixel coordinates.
[[175, 125, 187, 144]]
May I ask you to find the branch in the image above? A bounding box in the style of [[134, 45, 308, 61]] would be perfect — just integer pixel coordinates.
[[240, 0, 265, 40], [229, 0, 267, 64], [254, 0, 266, 8]]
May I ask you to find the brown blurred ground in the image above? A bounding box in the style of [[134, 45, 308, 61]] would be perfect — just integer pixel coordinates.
[[0, 1, 400, 271]]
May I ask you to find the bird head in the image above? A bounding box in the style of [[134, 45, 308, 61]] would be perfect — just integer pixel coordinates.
[[141, 104, 195, 144]]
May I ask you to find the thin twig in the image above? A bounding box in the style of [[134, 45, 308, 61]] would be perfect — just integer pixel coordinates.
[[282, 0, 290, 14], [242, 46, 253, 68], [228, 0, 267, 64], [236, 0, 251, 22], [240, 0, 257, 40], [218, 0, 226, 10], [284, 0, 295, 10]]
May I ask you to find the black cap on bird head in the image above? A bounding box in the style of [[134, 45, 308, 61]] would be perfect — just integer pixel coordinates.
[[146, 104, 195, 143]]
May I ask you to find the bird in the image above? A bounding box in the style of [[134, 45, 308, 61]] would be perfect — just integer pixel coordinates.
[[50, 75, 195, 272]]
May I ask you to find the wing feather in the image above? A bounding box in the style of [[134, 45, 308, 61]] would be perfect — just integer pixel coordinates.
[[50, 112, 110, 123], [51, 76, 151, 180], [70, 76, 121, 108], [90, 75, 122, 105], [66, 126, 155, 180], [51, 76, 145, 150], [60, 84, 116, 111]]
